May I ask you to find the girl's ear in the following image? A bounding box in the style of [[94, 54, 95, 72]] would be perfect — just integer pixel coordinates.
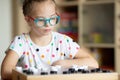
[[25, 16, 34, 27], [25, 16, 31, 22]]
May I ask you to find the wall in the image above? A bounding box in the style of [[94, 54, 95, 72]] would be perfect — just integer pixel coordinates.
[[0, 0, 12, 72]]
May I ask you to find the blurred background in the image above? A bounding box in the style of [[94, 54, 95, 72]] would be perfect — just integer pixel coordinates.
[[0, 0, 12, 72], [0, 0, 120, 75]]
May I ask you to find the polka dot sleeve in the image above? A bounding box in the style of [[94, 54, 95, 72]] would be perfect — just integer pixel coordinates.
[[9, 36, 25, 57], [64, 36, 80, 59]]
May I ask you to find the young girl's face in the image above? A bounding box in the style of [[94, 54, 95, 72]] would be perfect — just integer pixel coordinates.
[[27, 1, 57, 36]]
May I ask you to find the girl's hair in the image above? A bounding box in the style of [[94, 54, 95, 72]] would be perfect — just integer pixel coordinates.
[[22, 0, 56, 16]]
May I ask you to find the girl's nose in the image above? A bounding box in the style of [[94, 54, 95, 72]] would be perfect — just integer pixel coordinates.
[[45, 20, 50, 27]]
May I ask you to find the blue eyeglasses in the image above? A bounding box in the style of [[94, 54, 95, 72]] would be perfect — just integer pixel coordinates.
[[28, 15, 60, 28]]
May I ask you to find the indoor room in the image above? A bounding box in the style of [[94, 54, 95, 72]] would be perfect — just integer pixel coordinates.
[[0, 0, 120, 80]]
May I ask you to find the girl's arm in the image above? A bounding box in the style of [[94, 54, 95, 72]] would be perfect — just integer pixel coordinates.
[[52, 48, 99, 68], [1, 50, 19, 80]]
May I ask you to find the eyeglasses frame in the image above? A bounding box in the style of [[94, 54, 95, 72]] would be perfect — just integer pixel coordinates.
[[28, 14, 60, 28]]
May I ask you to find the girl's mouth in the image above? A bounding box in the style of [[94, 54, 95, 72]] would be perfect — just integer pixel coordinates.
[[44, 28, 51, 32]]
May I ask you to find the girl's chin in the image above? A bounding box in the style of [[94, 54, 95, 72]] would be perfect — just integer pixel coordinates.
[[44, 29, 52, 33]]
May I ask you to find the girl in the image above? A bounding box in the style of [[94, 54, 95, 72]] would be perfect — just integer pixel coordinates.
[[1, 0, 98, 80]]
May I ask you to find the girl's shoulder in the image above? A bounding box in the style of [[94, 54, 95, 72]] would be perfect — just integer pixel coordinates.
[[13, 33, 29, 42]]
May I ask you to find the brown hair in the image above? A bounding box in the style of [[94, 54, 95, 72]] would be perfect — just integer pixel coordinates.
[[22, 0, 56, 16]]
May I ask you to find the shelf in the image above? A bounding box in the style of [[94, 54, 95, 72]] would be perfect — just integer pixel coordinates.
[[82, 0, 114, 5], [83, 43, 115, 48], [57, 1, 78, 7]]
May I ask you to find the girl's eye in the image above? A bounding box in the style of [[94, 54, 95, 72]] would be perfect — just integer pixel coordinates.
[[38, 19, 45, 21], [36, 18, 45, 27]]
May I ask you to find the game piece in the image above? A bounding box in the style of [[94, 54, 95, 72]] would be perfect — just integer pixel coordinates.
[[50, 71, 57, 74], [29, 67, 39, 75], [63, 71, 70, 74], [50, 66, 58, 74], [41, 72, 48, 75], [26, 69, 33, 75], [15, 67, 22, 73]]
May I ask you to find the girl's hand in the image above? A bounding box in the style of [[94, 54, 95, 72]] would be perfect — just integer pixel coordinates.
[[51, 60, 72, 68], [52, 60, 64, 66]]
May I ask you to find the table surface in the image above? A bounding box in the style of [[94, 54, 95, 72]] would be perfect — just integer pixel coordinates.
[[0, 75, 120, 80]]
